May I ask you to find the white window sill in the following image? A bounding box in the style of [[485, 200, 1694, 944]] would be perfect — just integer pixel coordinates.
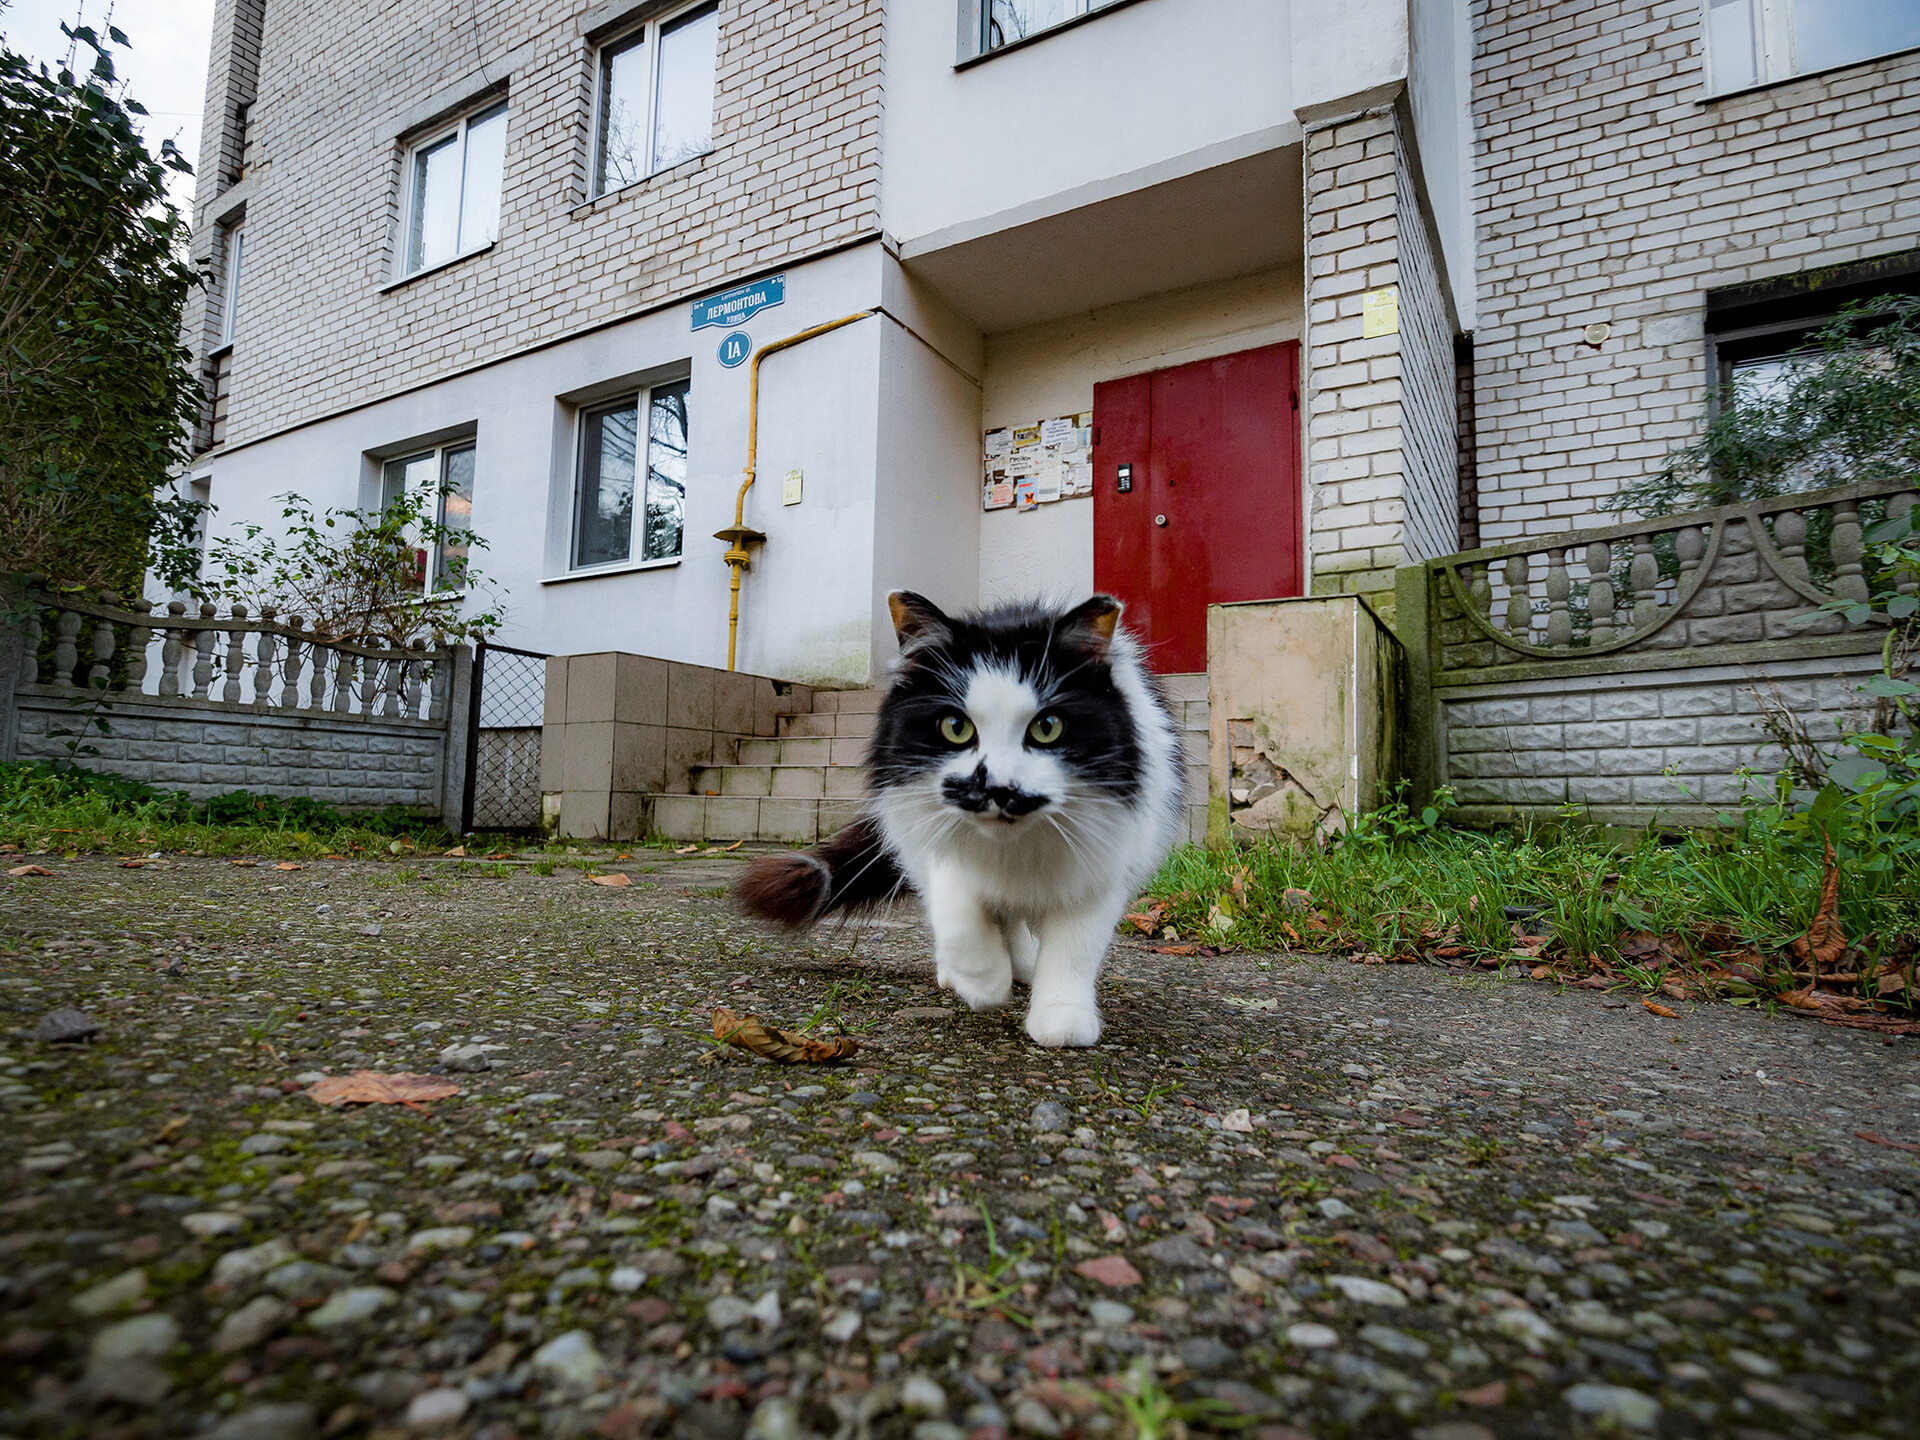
[[540, 556, 682, 585], [571, 149, 714, 217], [383, 241, 498, 293]]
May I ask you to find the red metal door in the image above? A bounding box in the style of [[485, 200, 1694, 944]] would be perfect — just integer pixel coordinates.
[[1092, 341, 1302, 673]]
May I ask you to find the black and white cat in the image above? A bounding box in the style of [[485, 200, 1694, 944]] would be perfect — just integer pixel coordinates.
[[735, 591, 1185, 1047]]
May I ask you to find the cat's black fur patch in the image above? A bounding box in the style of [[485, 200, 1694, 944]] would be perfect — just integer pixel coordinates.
[[869, 593, 1151, 802]]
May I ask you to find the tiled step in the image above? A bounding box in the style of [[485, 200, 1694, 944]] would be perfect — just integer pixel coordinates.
[[646, 793, 862, 844], [776, 708, 878, 739], [812, 689, 885, 714], [732, 735, 868, 766], [688, 763, 866, 800]]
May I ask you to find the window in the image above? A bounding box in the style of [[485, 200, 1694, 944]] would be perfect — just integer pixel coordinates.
[[1705, 0, 1920, 93], [218, 224, 243, 347], [978, 0, 1125, 55], [592, 2, 718, 197], [570, 380, 689, 571], [381, 442, 476, 593], [402, 102, 508, 275]]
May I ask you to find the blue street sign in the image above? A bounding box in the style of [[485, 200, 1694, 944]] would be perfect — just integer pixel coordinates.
[[691, 274, 785, 330], [717, 331, 753, 368]]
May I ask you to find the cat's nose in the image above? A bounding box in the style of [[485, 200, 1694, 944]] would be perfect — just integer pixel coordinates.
[[983, 785, 1048, 818]]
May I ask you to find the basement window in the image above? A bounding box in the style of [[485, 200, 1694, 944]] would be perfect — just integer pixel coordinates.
[[1704, 0, 1920, 94], [570, 380, 690, 572]]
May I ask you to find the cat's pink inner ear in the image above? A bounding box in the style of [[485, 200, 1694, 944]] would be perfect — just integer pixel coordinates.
[[888, 590, 950, 647]]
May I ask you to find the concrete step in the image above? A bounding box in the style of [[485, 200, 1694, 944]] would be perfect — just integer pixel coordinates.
[[688, 762, 866, 801], [811, 688, 885, 714], [776, 709, 878, 740], [646, 793, 862, 844], [733, 735, 868, 766]]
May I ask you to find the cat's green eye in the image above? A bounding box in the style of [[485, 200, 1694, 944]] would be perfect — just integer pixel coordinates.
[[1028, 713, 1065, 745], [939, 714, 976, 746]]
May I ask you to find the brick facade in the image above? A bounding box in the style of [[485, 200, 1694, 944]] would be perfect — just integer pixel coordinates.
[[1302, 102, 1458, 611], [191, 0, 883, 450], [1469, 0, 1920, 541]]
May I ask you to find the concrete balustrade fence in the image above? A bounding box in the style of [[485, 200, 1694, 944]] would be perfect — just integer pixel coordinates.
[[1, 587, 471, 818]]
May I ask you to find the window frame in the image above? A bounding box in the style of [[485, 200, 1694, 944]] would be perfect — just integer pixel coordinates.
[[565, 378, 691, 577], [1702, 0, 1920, 97], [589, 0, 720, 201], [957, 0, 1143, 66], [398, 100, 509, 279], [217, 223, 243, 349], [379, 441, 478, 597]]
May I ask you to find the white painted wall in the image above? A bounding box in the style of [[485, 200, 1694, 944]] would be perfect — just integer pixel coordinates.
[[976, 266, 1306, 607], [1408, 0, 1476, 329], [194, 244, 898, 688], [1289, 0, 1409, 117], [882, 0, 1295, 249]]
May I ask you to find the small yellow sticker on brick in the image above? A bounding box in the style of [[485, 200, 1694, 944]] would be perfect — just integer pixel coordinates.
[[1362, 286, 1400, 338]]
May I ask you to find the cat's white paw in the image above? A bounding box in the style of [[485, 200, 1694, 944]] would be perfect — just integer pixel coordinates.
[[938, 960, 1012, 1011], [1008, 926, 1039, 986], [1025, 1002, 1102, 1048]]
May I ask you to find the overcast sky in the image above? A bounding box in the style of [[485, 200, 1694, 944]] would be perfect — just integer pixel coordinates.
[[1, 0, 216, 215]]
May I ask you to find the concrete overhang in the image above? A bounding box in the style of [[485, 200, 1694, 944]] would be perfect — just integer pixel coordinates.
[[895, 124, 1304, 335]]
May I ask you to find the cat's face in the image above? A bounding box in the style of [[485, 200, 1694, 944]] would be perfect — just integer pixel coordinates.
[[869, 593, 1144, 833]]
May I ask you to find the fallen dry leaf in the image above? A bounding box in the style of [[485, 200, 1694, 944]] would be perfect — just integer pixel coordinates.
[[445, 846, 466, 857], [1149, 944, 1198, 956], [1854, 1130, 1920, 1155], [305, 1071, 462, 1112], [118, 859, 144, 869], [1793, 838, 1847, 970], [588, 872, 631, 888], [274, 862, 303, 872], [711, 1007, 859, 1064], [487, 851, 513, 860], [1818, 1013, 1920, 1035], [674, 844, 701, 855], [6, 864, 53, 877], [229, 859, 257, 868], [1641, 998, 1678, 1018]]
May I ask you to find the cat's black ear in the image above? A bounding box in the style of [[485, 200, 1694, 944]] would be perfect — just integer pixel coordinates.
[[1056, 594, 1123, 660], [887, 591, 952, 651]]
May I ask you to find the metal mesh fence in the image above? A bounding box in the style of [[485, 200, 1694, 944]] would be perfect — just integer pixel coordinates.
[[465, 643, 547, 831]]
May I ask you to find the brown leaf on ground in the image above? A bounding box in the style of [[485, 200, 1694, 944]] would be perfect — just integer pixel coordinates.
[[305, 1071, 462, 1111], [1149, 944, 1198, 956], [229, 859, 257, 867], [674, 844, 701, 855], [487, 851, 513, 860], [118, 859, 144, 869], [1641, 998, 1678, 1018], [274, 862, 303, 871], [1854, 1130, 1920, 1155], [1783, 986, 1874, 1013], [711, 1007, 859, 1064], [1819, 1013, 1920, 1035], [588, 872, 631, 888], [1124, 902, 1168, 936], [1793, 839, 1846, 970], [445, 846, 466, 857], [6, 865, 53, 877], [1876, 966, 1914, 997]]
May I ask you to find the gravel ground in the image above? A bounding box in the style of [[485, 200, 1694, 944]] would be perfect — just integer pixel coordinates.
[[2, 852, 1918, 1440]]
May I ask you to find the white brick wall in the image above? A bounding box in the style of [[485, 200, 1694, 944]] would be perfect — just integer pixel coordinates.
[[191, 0, 883, 450], [1470, 0, 1920, 541]]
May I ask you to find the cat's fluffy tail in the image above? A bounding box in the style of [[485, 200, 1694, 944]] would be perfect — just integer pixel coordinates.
[[733, 815, 908, 928]]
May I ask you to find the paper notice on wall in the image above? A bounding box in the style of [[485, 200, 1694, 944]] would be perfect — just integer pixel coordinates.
[[1039, 416, 1076, 448], [1035, 455, 1063, 504], [1014, 477, 1038, 511], [984, 480, 1014, 510], [1064, 460, 1092, 497], [1007, 444, 1042, 478], [984, 427, 1012, 458], [1012, 424, 1042, 449]]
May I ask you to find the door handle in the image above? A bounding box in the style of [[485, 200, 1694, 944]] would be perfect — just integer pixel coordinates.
[[1154, 514, 1168, 527]]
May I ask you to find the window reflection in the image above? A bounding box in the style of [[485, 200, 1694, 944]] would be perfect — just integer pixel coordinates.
[[575, 401, 640, 569], [644, 381, 690, 561]]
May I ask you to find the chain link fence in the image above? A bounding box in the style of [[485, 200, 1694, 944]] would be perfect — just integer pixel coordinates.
[[462, 642, 547, 831]]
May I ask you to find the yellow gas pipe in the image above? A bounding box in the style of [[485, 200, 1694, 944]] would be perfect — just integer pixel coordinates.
[[718, 310, 877, 671]]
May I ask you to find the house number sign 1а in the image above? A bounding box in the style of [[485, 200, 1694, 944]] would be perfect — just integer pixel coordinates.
[[717, 331, 753, 368], [691, 274, 786, 330]]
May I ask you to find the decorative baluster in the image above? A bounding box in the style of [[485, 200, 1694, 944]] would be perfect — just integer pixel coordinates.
[[223, 604, 247, 702], [358, 648, 379, 714], [428, 652, 449, 723], [192, 603, 218, 699], [1675, 525, 1704, 587], [1468, 562, 1493, 616], [125, 599, 152, 693], [405, 640, 425, 719], [53, 607, 82, 688], [1585, 541, 1615, 645], [1891, 492, 1918, 598], [381, 647, 405, 716], [308, 637, 332, 711], [159, 601, 186, 697], [1629, 535, 1660, 629], [1773, 509, 1809, 585], [20, 605, 40, 685], [1545, 548, 1572, 648], [1503, 552, 1531, 639], [332, 649, 357, 713], [88, 597, 116, 689], [251, 606, 278, 706], [1831, 501, 1869, 605], [281, 617, 305, 708]]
